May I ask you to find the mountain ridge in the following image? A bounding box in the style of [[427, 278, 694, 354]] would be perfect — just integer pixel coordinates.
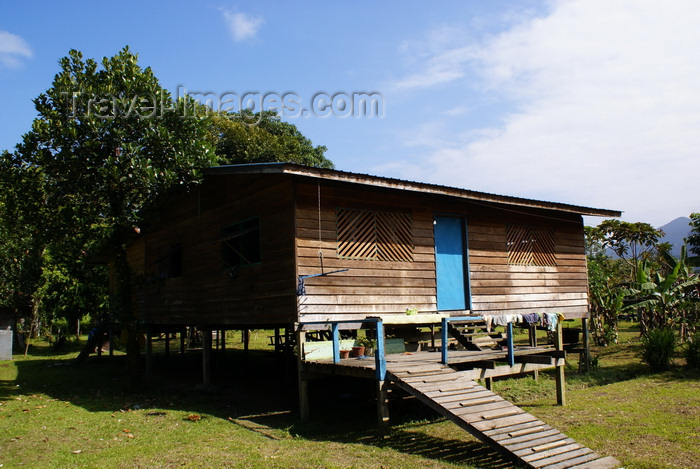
[[658, 216, 692, 257]]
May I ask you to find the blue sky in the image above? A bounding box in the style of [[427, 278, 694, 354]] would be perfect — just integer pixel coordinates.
[[1, 0, 698, 227]]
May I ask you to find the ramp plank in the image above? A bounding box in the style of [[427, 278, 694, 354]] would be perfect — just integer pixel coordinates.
[[384, 363, 620, 469]]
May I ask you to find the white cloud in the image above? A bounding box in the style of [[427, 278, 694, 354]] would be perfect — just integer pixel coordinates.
[[222, 10, 265, 42], [0, 31, 32, 68], [390, 0, 700, 226], [392, 27, 476, 90]]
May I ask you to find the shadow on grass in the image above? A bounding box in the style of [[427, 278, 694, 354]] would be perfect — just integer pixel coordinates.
[[360, 430, 519, 469], [2, 343, 518, 468]]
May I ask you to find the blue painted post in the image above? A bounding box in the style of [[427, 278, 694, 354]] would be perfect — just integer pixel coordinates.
[[441, 317, 449, 364], [507, 321, 515, 366], [375, 320, 386, 381], [332, 322, 340, 363]]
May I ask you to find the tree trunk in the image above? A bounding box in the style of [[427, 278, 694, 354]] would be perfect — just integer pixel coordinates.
[[110, 225, 140, 381], [25, 297, 40, 356]]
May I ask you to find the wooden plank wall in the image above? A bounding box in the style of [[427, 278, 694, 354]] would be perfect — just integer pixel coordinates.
[[129, 172, 590, 327], [467, 217, 589, 318], [131, 174, 298, 327], [295, 181, 437, 322], [295, 180, 590, 322]]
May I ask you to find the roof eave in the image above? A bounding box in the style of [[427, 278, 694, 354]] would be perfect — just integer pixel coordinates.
[[204, 163, 622, 218]]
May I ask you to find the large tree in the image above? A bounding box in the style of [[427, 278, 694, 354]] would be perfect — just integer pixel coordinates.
[[210, 110, 332, 168], [16, 47, 215, 376], [587, 220, 665, 277], [0, 152, 45, 330]]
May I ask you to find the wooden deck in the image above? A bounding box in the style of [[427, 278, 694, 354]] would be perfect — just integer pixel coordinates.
[[302, 350, 620, 469]]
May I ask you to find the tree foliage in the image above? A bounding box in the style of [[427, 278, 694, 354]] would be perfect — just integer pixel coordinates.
[[585, 219, 699, 350], [209, 110, 332, 168], [0, 152, 45, 320], [625, 247, 699, 340], [689, 212, 700, 257], [586, 252, 628, 345], [4, 46, 332, 373], [15, 47, 215, 375], [586, 220, 665, 273], [18, 47, 216, 234]]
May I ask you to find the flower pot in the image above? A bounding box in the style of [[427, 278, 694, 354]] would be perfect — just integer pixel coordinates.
[[340, 350, 351, 359], [351, 346, 365, 357]]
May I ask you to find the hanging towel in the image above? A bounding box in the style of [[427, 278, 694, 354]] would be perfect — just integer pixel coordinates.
[[545, 312, 559, 331], [492, 315, 509, 326], [522, 313, 539, 325], [483, 315, 493, 332]]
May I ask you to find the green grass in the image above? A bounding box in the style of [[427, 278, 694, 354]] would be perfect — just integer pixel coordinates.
[[495, 322, 700, 469], [1, 325, 698, 468]]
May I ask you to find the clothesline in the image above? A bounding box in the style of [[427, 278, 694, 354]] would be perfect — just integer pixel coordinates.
[[482, 312, 566, 332]]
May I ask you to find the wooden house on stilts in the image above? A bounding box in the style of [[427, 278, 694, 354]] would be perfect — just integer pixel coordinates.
[[128, 163, 622, 468]]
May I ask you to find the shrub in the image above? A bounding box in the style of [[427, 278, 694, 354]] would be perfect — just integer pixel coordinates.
[[641, 328, 677, 370], [685, 332, 700, 370]]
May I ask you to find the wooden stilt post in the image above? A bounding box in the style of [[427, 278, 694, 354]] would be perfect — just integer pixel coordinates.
[[296, 326, 309, 421], [376, 380, 390, 436], [484, 377, 493, 391], [180, 328, 186, 356], [555, 321, 566, 406], [506, 322, 515, 366], [374, 319, 389, 434], [164, 332, 170, 358], [202, 328, 212, 388], [145, 329, 153, 379], [529, 324, 539, 381], [221, 330, 226, 352], [243, 328, 250, 358], [582, 318, 591, 372], [331, 322, 340, 363], [215, 329, 219, 350], [282, 326, 292, 383], [109, 328, 114, 357], [529, 323, 537, 347]]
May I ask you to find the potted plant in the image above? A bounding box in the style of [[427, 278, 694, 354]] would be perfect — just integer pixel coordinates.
[[351, 345, 365, 357], [355, 336, 376, 357]]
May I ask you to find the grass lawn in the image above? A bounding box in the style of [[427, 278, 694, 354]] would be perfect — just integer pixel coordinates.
[[1, 324, 698, 468]]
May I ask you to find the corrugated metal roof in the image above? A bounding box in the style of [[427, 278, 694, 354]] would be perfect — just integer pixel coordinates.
[[204, 163, 622, 218]]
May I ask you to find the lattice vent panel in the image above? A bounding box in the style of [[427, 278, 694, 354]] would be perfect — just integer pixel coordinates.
[[336, 208, 413, 262], [506, 224, 556, 266]]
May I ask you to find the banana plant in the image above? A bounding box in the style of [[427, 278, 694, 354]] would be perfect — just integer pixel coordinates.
[[625, 245, 699, 339], [590, 286, 626, 345]]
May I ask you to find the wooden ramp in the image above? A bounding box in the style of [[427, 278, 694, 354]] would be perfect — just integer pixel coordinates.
[[387, 362, 620, 469]]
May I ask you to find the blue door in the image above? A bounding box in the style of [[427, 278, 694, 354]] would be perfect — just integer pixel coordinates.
[[434, 216, 468, 311]]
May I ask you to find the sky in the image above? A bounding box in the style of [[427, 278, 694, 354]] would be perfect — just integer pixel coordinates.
[[1, 0, 698, 228]]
